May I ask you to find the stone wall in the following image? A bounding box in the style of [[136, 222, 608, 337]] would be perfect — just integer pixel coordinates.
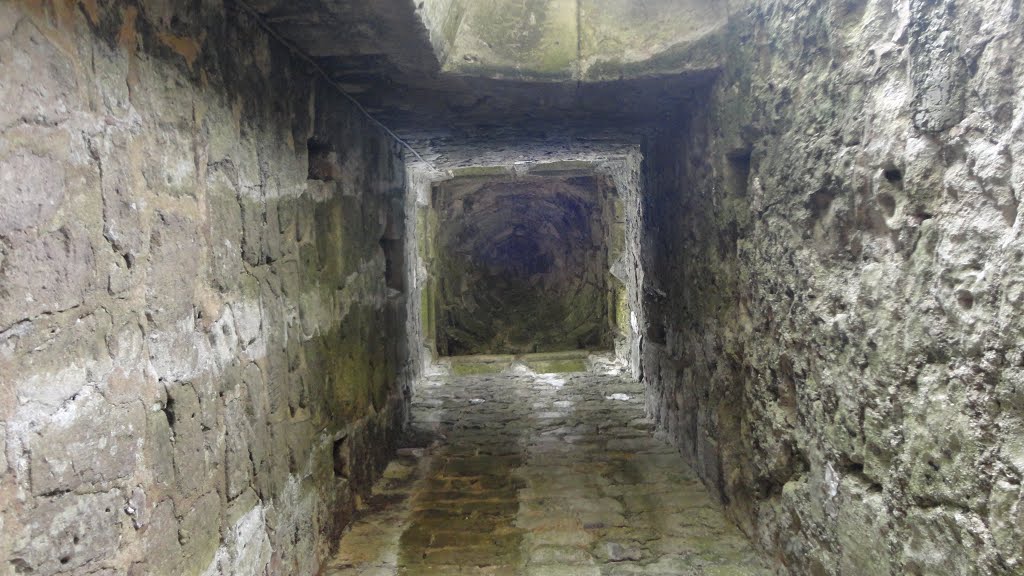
[[641, 0, 1024, 573], [0, 1, 408, 574]]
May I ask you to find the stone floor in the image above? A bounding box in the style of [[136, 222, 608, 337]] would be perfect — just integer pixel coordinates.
[[324, 356, 771, 576]]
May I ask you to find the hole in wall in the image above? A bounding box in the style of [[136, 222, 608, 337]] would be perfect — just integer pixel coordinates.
[[647, 322, 667, 346], [725, 149, 752, 197], [308, 138, 339, 181], [333, 436, 350, 479], [883, 167, 903, 183], [380, 238, 405, 292], [956, 289, 974, 310], [163, 395, 176, 429]]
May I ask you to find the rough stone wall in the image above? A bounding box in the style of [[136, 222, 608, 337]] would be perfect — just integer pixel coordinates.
[[0, 1, 407, 574], [642, 0, 1024, 574]]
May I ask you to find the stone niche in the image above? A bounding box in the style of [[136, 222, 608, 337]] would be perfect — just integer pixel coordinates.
[[425, 171, 622, 356]]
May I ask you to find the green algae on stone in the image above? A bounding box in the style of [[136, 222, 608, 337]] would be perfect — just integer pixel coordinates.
[[450, 360, 509, 376], [525, 357, 588, 373]]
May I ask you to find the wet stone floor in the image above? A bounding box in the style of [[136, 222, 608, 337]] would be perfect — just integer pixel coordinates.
[[324, 357, 771, 576]]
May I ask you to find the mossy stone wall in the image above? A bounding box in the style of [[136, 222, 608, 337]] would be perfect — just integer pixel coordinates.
[[0, 2, 408, 574]]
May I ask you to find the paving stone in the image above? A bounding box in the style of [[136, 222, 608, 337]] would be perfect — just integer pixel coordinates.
[[325, 362, 770, 575]]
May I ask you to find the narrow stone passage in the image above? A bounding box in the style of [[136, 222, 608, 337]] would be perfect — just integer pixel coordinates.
[[324, 358, 770, 575]]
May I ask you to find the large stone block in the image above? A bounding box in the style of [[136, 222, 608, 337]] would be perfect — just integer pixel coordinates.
[[29, 389, 144, 496], [207, 172, 244, 292], [0, 18, 79, 128], [99, 131, 149, 266], [92, 39, 132, 117], [139, 125, 198, 198], [165, 382, 214, 500], [988, 479, 1024, 571], [837, 480, 894, 574], [9, 309, 113, 410], [128, 54, 195, 128], [901, 507, 988, 574], [146, 409, 176, 489], [146, 211, 201, 380], [0, 224, 98, 329], [240, 193, 267, 267], [224, 393, 255, 501], [909, 0, 967, 133], [178, 491, 222, 574], [11, 490, 124, 574], [147, 211, 201, 323], [903, 376, 986, 509], [143, 500, 183, 576], [223, 502, 272, 575], [0, 150, 66, 237]]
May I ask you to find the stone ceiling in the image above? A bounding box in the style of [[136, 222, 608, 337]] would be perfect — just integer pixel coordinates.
[[439, 0, 728, 82], [245, 0, 731, 140]]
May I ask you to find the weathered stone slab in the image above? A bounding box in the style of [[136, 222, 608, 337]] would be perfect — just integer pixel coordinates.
[[29, 391, 144, 496]]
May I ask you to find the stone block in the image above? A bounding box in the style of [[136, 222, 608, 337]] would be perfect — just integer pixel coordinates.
[[240, 195, 267, 267], [263, 198, 284, 263], [147, 211, 200, 327], [0, 2, 19, 38], [146, 409, 176, 489], [224, 394, 255, 500], [178, 491, 223, 574], [909, 3, 967, 133], [139, 127, 197, 198], [207, 171, 244, 292], [0, 224, 98, 329], [0, 150, 66, 237], [165, 382, 213, 500], [901, 507, 984, 575], [0, 19, 78, 128], [837, 480, 893, 574], [144, 499, 183, 576], [129, 55, 195, 128], [146, 211, 201, 380], [224, 502, 272, 575], [695, 428, 723, 499], [11, 490, 124, 574], [205, 97, 242, 167], [29, 390, 144, 496], [903, 383, 985, 508], [277, 194, 297, 238], [10, 309, 113, 409], [100, 131, 149, 262], [92, 40, 131, 117]]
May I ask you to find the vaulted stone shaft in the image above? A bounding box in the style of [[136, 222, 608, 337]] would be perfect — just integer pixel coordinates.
[[429, 173, 619, 355]]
